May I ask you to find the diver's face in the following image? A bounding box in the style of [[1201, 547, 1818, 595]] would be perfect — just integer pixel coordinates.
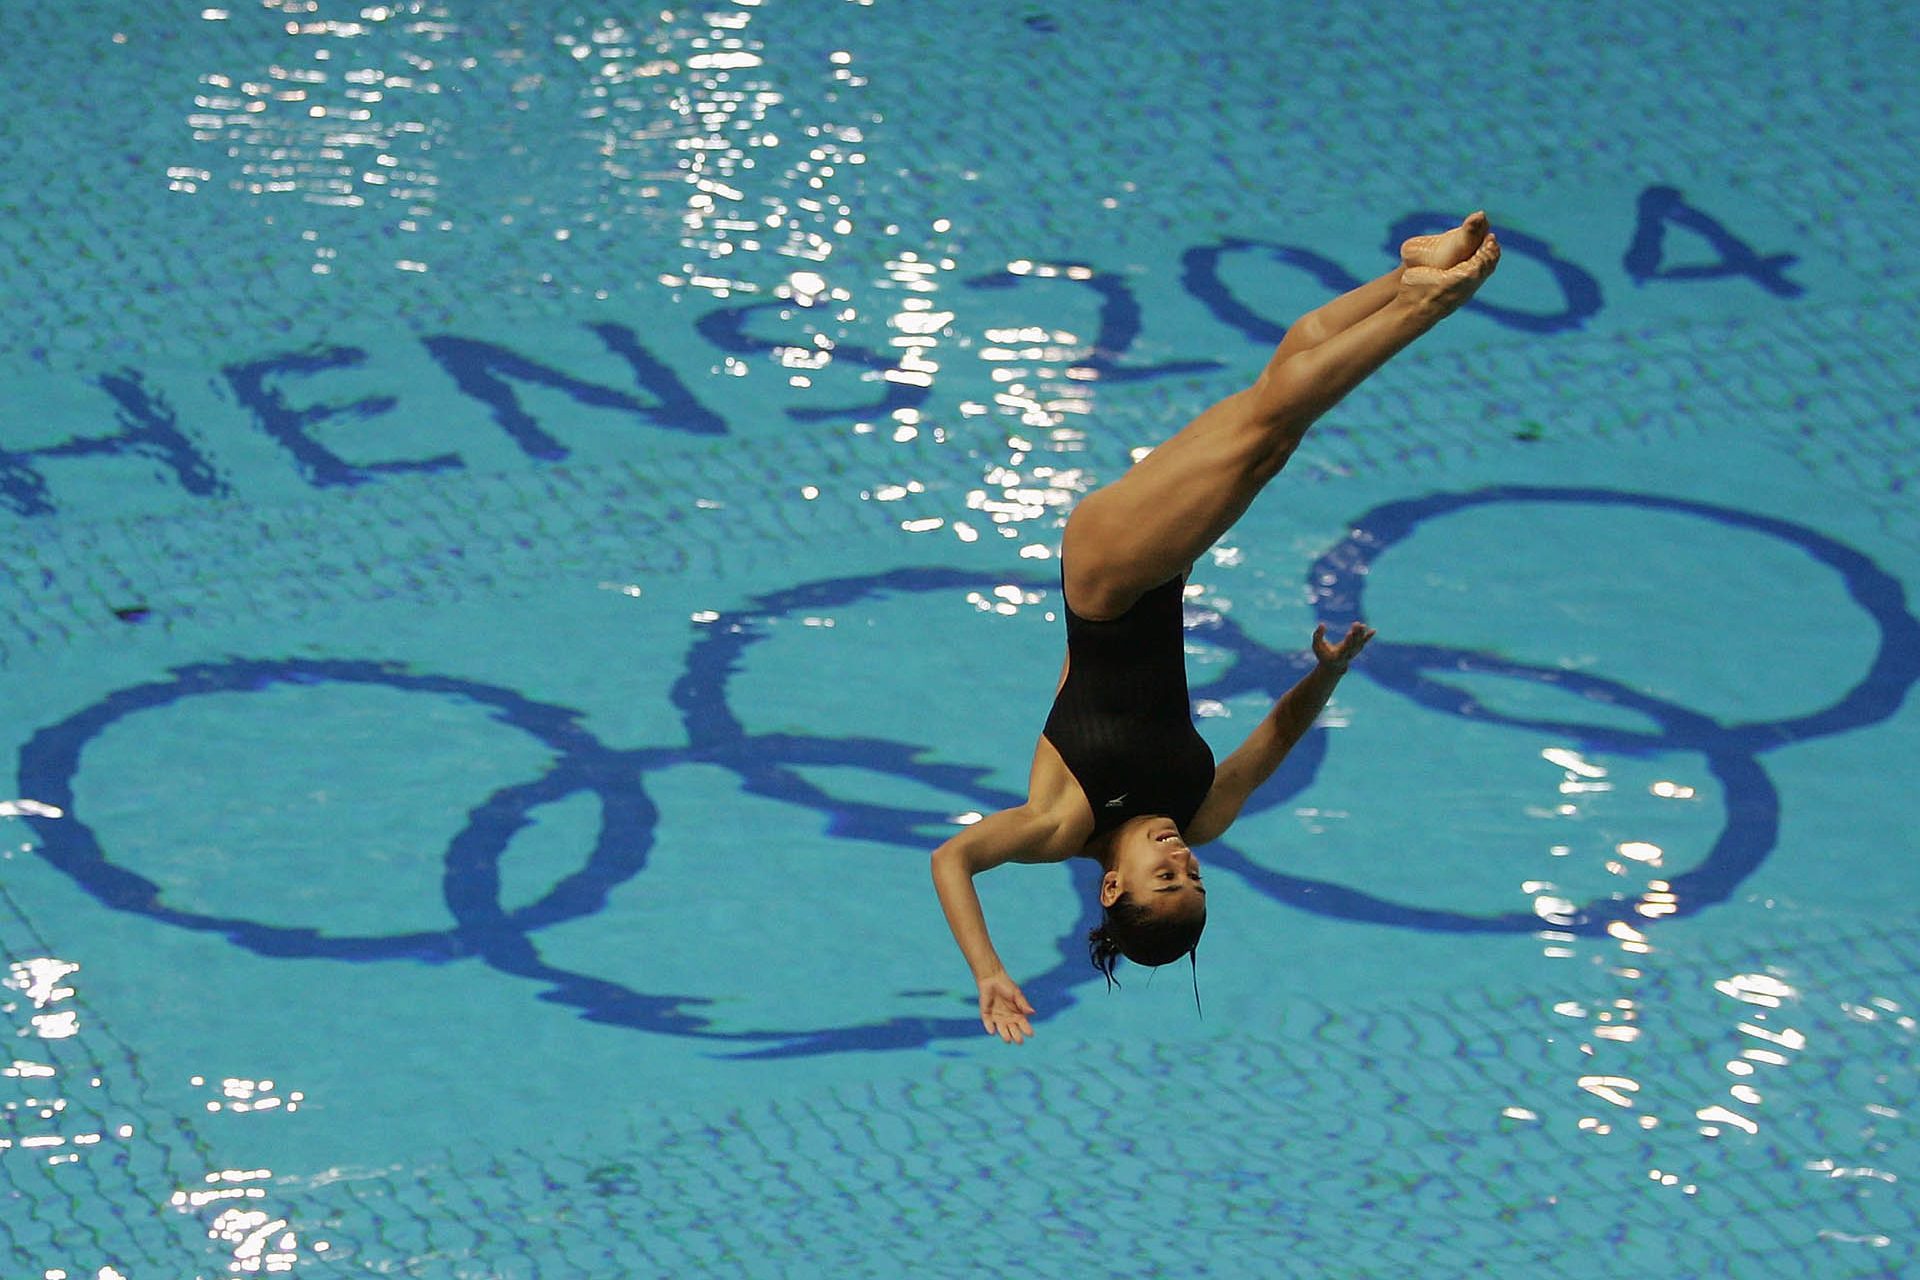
[[1100, 817, 1206, 912]]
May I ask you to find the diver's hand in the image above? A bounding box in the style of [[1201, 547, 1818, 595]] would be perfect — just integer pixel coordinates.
[[1312, 621, 1376, 673], [977, 971, 1036, 1044]]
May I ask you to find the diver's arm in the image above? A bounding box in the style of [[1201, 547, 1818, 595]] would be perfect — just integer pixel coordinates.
[[1185, 622, 1375, 844], [930, 804, 1066, 1043]]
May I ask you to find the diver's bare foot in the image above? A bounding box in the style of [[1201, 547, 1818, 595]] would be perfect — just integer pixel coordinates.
[[1399, 232, 1501, 318], [1401, 210, 1490, 270]]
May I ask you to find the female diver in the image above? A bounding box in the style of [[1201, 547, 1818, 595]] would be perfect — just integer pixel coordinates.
[[930, 211, 1502, 1043]]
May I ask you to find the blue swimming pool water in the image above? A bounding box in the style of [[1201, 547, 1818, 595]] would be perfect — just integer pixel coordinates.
[[3, 0, 1918, 1275]]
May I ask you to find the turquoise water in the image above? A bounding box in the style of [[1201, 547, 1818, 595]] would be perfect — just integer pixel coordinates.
[[3, 0, 1918, 1275]]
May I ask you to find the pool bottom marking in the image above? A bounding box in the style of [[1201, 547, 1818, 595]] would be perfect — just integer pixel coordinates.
[[13, 488, 1916, 1054]]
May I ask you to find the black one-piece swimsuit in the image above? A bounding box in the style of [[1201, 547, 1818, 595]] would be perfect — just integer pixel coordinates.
[[1042, 574, 1216, 835]]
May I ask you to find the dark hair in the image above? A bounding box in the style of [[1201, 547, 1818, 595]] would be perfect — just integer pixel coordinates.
[[1087, 892, 1206, 998]]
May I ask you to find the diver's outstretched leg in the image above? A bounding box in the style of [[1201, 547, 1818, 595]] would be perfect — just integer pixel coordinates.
[[1270, 211, 1490, 365], [1062, 220, 1499, 620]]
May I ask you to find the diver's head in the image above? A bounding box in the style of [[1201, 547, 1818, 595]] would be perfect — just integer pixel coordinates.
[[1088, 816, 1207, 987]]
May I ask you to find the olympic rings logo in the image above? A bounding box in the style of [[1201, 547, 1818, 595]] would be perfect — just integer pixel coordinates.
[[14, 488, 1917, 1055]]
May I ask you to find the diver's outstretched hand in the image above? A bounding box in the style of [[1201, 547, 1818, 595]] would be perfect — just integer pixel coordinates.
[[978, 970, 1036, 1045], [1313, 621, 1376, 672]]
